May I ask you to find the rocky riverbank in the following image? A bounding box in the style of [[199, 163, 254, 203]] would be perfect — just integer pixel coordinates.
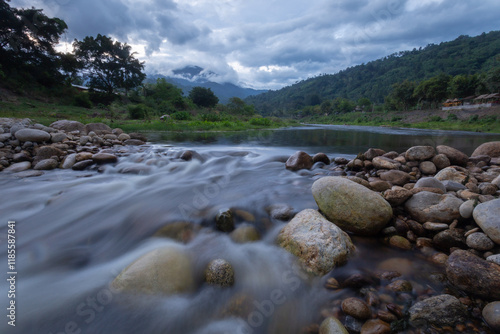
[[0, 118, 148, 176]]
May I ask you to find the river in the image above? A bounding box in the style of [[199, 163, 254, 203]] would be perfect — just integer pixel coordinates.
[[1, 125, 499, 334]]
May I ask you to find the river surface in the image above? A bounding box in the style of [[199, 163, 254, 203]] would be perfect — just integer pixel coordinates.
[[1, 125, 500, 334]]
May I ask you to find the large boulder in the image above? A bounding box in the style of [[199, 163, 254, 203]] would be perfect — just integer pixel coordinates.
[[85, 123, 112, 134], [436, 145, 468, 166], [111, 246, 195, 295], [404, 191, 463, 224], [312, 177, 393, 235], [446, 249, 500, 300], [379, 170, 411, 186], [434, 167, 468, 184], [405, 146, 436, 161], [473, 199, 500, 244], [285, 151, 313, 171], [277, 209, 355, 276], [472, 141, 500, 157], [408, 294, 467, 328], [414, 177, 446, 193], [14, 128, 50, 143], [50, 120, 85, 133]]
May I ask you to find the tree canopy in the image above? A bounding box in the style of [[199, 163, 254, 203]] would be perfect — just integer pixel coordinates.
[[189, 86, 219, 108], [73, 34, 145, 94]]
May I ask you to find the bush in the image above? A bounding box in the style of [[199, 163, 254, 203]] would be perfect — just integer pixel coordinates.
[[171, 111, 192, 121], [468, 115, 479, 123], [73, 93, 92, 108], [89, 91, 116, 106], [128, 104, 149, 119], [200, 113, 221, 122], [429, 115, 443, 122], [249, 117, 272, 126], [447, 113, 458, 121]]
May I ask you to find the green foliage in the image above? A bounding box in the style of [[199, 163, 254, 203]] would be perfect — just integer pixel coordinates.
[[73, 93, 92, 109], [73, 34, 146, 95], [389, 80, 417, 110], [249, 117, 272, 126], [447, 113, 458, 121], [88, 91, 116, 106], [428, 115, 443, 122], [468, 115, 479, 123], [128, 104, 150, 120], [171, 111, 191, 121], [226, 97, 255, 116], [200, 112, 221, 122], [189, 87, 219, 108]]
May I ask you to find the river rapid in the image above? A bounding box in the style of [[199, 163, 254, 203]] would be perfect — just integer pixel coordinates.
[[2, 125, 500, 334]]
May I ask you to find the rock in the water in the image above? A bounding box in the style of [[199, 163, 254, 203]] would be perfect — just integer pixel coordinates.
[[266, 203, 295, 221], [405, 146, 436, 161], [473, 199, 500, 244], [436, 145, 468, 166], [61, 153, 77, 169], [404, 191, 463, 224], [180, 150, 204, 162], [379, 170, 411, 186], [230, 224, 260, 243], [277, 209, 355, 275], [319, 317, 349, 334], [414, 177, 446, 193], [482, 301, 500, 332], [4, 161, 31, 172], [409, 294, 467, 328], [446, 249, 500, 300], [435, 167, 468, 184], [111, 246, 195, 295], [341, 297, 371, 320], [312, 177, 393, 235], [360, 319, 391, 334], [92, 153, 118, 164], [72, 160, 95, 171], [466, 232, 494, 251], [34, 158, 58, 170], [313, 152, 330, 165], [285, 151, 313, 171], [14, 129, 50, 143], [123, 139, 145, 146], [216, 208, 234, 232], [205, 259, 235, 287], [50, 120, 85, 133], [472, 141, 500, 157]]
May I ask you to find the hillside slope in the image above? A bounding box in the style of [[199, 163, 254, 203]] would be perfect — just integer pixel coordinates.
[[246, 31, 500, 115]]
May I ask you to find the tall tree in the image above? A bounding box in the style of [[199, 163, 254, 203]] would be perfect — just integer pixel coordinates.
[[73, 34, 145, 94], [189, 86, 219, 108]]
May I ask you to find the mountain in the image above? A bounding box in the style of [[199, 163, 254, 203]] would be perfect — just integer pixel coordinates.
[[146, 66, 267, 104], [245, 30, 500, 116]]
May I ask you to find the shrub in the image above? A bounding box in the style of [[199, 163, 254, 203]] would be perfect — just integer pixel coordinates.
[[171, 111, 192, 121], [200, 113, 221, 122], [447, 113, 458, 121], [73, 93, 92, 109], [249, 117, 272, 126], [128, 104, 149, 119], [429, 115, 443, 122], [468, 115, 479, 123]]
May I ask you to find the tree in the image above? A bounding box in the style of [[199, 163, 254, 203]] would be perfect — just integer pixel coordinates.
[[389, 80, 417, 111], [73, 34, 145, 95], [226, 97, 255, 116], [0, 0, 68, 86], [485, 67, 500, 93], [189, 86, 219, 108], [448, 74, 479, 97]]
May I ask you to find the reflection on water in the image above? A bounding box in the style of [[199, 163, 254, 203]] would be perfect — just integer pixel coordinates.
[[0, 125, 498, 333]]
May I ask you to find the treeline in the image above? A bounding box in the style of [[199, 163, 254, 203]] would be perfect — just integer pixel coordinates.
[[246, 31, 500, 116]]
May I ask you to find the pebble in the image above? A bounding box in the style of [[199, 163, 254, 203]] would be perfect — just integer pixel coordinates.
[[388, 235, 412, 250], [360, 319, 391, 334], [423, 222, 449, 231], [466, 232, 495, 251], [341, 298, 371, 320]]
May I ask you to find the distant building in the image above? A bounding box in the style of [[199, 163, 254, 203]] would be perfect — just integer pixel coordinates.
[[442, 93, 499, 110]]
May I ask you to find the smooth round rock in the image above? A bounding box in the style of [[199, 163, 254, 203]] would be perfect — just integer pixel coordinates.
[[205, 259, 235, 287], [72, 160, 95, 171], [319, 317, 349, 334], [124, 139, 145, 146], [487, 254, 500, 266], [286, 151, 313, 171], [50, 132, 67, 143], [466, 232, 495, 251], [111, 246, 195, 295], [405, 146, 436, 161], [34, 158, 58, 170], [482, 302, 500, 332], [372, 156, 400, 170], [433, 229, 466, 252], [405, 191, 463, 224], [446, 249, 500, 299], [473, 199, 500, 244], [435, 167, 468, 183], [459, 200, 475, 219], [436, 145, 468, 166], [414, 177, 446, 192], [277, 209, 355, 276], [230, 225, 260, 243], [419, 161, 437, 174], [360, 319, 391, 334], [379, 170, 411, 186], [118, 133, 131, 141], [409, 294, 467, 328], [92, 153, 118, 164], [472, 141, 500, 157], [15, 129, 50, 143], [4, 161, 31, 172], [61, 153, 77, 169], [383, 186, 413, 206], [85, 123, 112, 134], [50, 120, 85, 133], [313, 152, 330, 165], [389, 236, 412, 250], [432, 153, 451, 170], [312, 177, 393, 235], [216, 209, 234, 232], [386, 279, 412, 292], [341, 297, 371, 320]]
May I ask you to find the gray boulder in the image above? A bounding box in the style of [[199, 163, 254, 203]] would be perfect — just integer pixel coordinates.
[[409, 294, 467, 328], [4, 161, 31, 172], [414, 177, 446, 192], [277, 209, 355, 276], [473, 199, 500, 244], [471, 141, 500, 157], [85, 123, 112, 134], [405, 146, 436, 161], [15, 129, 50, 143], [50, 120, 85, 133], [312, 177, 393, 235], [111, 246, 195, 295], [404, 191, 463, 223], [34, 159, 58, 170]]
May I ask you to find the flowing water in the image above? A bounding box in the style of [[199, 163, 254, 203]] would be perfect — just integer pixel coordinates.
[[1, 125, 500, 334]]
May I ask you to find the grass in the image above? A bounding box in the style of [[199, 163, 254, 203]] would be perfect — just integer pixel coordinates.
[[0, 97, 299, 132]]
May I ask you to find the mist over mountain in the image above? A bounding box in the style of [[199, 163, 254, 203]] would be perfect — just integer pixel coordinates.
[[146, 66, 267, 104]]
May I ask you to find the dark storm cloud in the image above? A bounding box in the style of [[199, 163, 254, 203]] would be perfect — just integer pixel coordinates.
[[10, 0, 500, 89]]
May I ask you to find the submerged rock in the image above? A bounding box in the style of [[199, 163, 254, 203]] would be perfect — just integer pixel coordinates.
[[312, 177, 393, 235], [277, 209, 355, 276], [111, 246, 195, 295], [409, 294, 467, 328], [216, 208, 234, 232]]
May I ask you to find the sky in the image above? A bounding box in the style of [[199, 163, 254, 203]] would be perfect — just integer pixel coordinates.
[[10, 0, 500, 90]]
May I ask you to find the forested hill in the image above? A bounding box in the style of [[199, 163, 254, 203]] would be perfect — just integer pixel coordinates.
[[245, 31, 500, 116]]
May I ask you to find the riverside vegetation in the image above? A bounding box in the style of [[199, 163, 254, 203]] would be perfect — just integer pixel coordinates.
[[2, 116, 500, 333]]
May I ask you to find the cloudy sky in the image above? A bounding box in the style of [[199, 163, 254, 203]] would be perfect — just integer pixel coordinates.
[[10, 0, 500, 89]]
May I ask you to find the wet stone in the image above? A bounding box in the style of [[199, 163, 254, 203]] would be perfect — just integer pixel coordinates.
[[205, 259, 235, 287], [341, 297, 371, 320]]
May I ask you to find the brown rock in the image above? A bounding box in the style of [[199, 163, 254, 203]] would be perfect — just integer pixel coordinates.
[[433, 228, 466, 252], [372, 156, 401, 170], [370, 180, 392, 192], [419, 161, 437, 174], [436, 145, 469, 166], [285, 151, 313, 171], [471, 141, 500, 157], [432, 153, 451, 170], [405, 146, 436, 161], [92, 153, 118, 164], [380, 170, 411, 186], [360, 319, 391, 334], [446, 249, 500, 299], [341, 297, 371, 320], [364, 148, 386, 160], [313, 152, 330, 165], [383, 186, 413, 206], [85, 123, 112, 134]]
